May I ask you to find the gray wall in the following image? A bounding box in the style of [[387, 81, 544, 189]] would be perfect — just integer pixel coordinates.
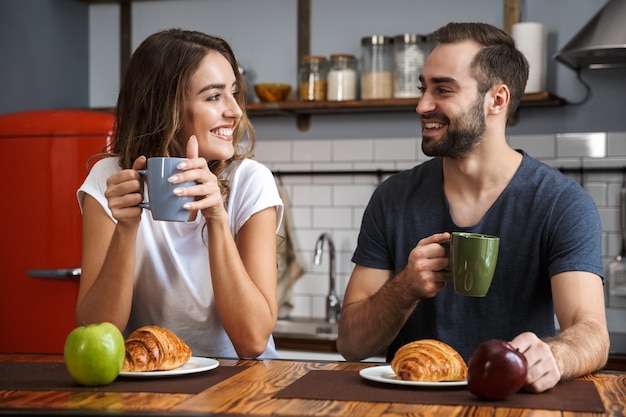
[[0, 0, 89, 115], [2, 0, 625, 139], [87, 0, 625, 140]]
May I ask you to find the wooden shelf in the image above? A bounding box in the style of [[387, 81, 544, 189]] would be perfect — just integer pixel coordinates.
[[82, 0, 556, 130], [90, 92, 564, 131], [246, 92, 564, 130], [247, 92, 564, 118], [248, 98, 419, 117], [518, 91, 567, 107]]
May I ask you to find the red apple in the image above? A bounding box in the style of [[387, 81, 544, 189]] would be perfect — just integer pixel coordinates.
[[467, 339, 528, 401]]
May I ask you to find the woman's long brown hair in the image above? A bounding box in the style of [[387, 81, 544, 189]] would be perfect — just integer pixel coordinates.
[[107, 28, 255, 204]]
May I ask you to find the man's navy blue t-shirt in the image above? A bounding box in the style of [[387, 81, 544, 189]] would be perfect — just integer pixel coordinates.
[[352, 151, 603, 361]]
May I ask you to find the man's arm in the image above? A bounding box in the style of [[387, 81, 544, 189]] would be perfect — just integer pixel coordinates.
[[337, 265, 412, 361], [549, 271, 609, 377], [337, 233, 451, 361], [511, 271, 609, 392]]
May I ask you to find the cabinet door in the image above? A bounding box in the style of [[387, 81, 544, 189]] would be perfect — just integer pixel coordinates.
[[0, 110, 114, 353]]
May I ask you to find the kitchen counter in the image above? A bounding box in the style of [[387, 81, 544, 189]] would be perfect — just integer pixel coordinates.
[[274, 333, 626, 371], [273, 333, 338, 352], [0, 353, 623, 416], [606, 354, 626, 371]]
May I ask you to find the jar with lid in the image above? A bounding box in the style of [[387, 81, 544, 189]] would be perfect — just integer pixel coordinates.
[[423, 33, 436, 56], [327, 53, 358, 101], [299, 55, 328, 101], [360, 35, 394, 100], [393, 34, 427, 98]]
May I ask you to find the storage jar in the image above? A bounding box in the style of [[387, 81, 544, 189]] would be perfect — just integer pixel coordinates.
[[360, 35, 394, 100], [299, 55, 328, 101], [327, 53, 358, 101], [393, 34, 428, 98]]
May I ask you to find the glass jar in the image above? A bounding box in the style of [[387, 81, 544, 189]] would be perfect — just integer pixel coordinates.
[[393, 34, 427, 98], [299, 55, 328, 101], [327, 53, 358, 101], [423, 33, 436, 56], [360, 35, 394, 100]]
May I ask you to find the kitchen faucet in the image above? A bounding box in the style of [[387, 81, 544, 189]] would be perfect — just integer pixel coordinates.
[[314, 233, 341, 323]]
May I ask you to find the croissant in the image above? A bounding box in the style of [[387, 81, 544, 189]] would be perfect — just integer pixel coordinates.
[[121, 325, 192, 372], [391, 339, 468, 382]]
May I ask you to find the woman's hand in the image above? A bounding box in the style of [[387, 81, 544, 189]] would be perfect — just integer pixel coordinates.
[[170, 135, 226, 222], [104, 156, 146, 226]]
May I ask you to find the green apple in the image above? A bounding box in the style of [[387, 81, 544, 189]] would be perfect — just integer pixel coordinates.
[[64, 322, 125, 386]]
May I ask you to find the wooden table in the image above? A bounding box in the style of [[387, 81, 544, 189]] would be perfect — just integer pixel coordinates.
[[0, 354, 624, 416]]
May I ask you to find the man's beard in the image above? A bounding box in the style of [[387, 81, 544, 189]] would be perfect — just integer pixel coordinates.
[[421, 97, 486, 159]]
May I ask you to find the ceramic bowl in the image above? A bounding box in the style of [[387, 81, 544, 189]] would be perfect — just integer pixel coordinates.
[[254, 83, 292, 102]]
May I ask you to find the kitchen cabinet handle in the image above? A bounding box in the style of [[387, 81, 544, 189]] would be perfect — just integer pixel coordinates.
[[26, 268, 81, 279]]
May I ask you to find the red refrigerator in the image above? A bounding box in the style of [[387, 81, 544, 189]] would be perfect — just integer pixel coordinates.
[[0, 110, 114, 353]]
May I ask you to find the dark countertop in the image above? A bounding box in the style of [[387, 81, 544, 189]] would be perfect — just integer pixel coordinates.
[[274, 334, 626, 371]]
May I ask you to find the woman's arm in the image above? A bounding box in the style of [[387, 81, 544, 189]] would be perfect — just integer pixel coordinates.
[[177, 137, 279, 358], [207, 206, 279, 358], [76, 160, 145, 331]]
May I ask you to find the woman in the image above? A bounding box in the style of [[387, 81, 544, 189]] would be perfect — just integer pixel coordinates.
[[76, 29, 283, 359]]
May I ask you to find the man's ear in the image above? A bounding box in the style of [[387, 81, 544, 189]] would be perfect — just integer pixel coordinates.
[[487, 84, 510, 116]]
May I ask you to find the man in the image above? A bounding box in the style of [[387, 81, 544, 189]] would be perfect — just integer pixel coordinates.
[[337, 22, 609, 393]]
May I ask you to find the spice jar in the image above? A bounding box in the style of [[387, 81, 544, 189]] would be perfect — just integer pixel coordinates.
[[327, 53, 358, 101], [299, 55, 328, 101], [360, 35, 394, 100], [393, 34, 427, 98]]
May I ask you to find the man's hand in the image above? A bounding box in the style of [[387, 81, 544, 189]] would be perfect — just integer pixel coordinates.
[[510, 332, 561, 393], [400, 232, 451, 299]]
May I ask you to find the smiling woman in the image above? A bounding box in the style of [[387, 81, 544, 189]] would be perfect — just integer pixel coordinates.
[[75, 28, 284, 360], [182, 50, 243, 163]]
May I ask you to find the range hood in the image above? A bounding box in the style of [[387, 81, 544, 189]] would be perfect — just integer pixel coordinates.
[[553, 0, 626, 70]]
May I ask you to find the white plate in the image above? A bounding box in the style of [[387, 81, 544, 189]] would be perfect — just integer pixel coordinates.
[[359, 365, 467, 387], [118, 356, 219, 378]]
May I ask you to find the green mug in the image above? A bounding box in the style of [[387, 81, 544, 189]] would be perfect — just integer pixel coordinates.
[[441, 232, 500, 297]]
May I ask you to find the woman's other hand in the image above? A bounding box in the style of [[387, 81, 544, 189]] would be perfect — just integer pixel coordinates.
[[170, 135, 226, 222], [104, 156, 146, 226]]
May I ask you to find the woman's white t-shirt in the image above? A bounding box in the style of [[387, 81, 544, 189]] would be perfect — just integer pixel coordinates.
[[77, 157, 284, 359]]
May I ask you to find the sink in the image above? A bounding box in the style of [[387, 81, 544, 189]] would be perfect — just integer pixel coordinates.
[[273, 319, 338, 338]]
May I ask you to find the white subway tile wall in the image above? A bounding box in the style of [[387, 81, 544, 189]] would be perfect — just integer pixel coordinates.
[[255, 132, 626, 321]]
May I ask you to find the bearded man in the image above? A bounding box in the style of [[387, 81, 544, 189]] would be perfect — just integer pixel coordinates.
[[337, 22, 609, 393]]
